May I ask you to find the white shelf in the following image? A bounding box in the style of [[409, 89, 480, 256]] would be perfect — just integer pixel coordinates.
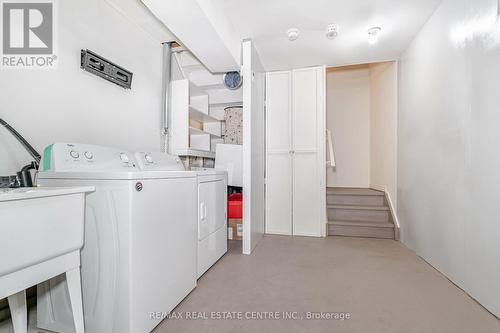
[[189, 127, 221, 139], [199, 83, 226, 90], [182, 64, 205, 75], [170, 50, 241, 161], [189, 106, 219, 123], [210, 102, 243, 108], [208, 88, 242, 104], [175, 149, 216, 159], [189, 81, 206, 96]]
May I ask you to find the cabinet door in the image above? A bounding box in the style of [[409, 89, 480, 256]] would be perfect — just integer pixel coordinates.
[[292, 67, 325, 237], [292, 152, 321, 236], [265, 71, 293, 235], [266, 152, 292, 235]]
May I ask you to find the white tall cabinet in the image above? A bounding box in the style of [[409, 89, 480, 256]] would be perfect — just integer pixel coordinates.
[[265, 66, 326, 237]]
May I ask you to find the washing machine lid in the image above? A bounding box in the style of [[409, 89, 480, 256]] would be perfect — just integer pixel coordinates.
[[38, 170, 197, 180], [38, 143, 196, 180]]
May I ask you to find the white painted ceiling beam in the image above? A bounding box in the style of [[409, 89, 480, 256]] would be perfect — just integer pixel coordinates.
[[196, 0, 242, 66], [105, 0, 175, 43], [142, 0, 240, 72]]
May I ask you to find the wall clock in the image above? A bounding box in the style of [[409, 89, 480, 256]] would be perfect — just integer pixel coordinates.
[[223, 71, 242, 90]]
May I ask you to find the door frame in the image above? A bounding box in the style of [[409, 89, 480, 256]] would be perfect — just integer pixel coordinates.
[[242, 39, 266, 254]]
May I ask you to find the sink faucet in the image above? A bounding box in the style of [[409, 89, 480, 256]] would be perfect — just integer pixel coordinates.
[[0, 118, 41, 187]]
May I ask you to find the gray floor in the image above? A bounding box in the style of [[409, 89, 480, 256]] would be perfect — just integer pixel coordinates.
[[154, 235, 500, 333], [1, 236, 498, 333]]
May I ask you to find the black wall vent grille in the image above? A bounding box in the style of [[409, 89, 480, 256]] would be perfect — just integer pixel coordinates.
[[80, 49, 133, 89]]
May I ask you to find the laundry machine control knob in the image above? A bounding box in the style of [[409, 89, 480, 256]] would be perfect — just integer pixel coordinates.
[[119, 153, 129, 163], [84, 151, 93, 160], [70, 150, 80, 159], [145, 154, 153, 163]]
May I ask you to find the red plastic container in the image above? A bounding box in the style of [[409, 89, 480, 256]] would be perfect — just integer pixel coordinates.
[[228, 193, 242, 201], [228, 193, 243, 218]]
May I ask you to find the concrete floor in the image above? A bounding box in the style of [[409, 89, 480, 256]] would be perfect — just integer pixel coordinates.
[[154, 235, 500, 333], [1, 236, 498, 332]]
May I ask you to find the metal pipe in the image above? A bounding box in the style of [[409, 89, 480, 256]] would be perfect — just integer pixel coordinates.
[[161, 42, 173, 153], [0, 118, 41, 166]]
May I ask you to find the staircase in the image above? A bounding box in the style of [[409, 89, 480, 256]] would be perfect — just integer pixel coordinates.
[[327, 188, 395, 239]]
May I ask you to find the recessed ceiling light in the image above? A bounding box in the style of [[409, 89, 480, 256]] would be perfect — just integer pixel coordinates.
[[287, 28, 300, 41], [326, 23, 340, 40], [368, 27, 382, 45]]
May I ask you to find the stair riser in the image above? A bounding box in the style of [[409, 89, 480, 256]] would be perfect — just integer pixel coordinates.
[[328, 208, 390, 223], [327, 194, 384, 206], [329, 225, 395, 239]]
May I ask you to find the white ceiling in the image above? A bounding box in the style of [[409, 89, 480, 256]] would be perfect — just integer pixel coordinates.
[[207, 0, 442, 70]]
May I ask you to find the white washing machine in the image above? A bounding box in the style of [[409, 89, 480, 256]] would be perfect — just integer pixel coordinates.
[[36, 143, 198, 333], [192, 168, 228, 278]]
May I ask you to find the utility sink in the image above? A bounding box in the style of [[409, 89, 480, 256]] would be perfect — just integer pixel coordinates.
[[0, 186, 93, 333], [0, 186, 94, 292]]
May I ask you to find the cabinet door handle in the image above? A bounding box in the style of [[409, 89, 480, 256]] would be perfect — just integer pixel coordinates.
[[200, 202, 207, 221]]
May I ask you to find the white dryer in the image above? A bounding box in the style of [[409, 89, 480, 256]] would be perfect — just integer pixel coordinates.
[[192, 168, 228, 278], [133, 153, 228, 278], [36, 143, 198, 333]]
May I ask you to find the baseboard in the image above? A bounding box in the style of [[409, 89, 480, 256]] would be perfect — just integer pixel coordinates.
[[327, 184, 371, 189], [265, 230, 292, 236], [370, 184, 400, 241], [369, 184, 385, 192]]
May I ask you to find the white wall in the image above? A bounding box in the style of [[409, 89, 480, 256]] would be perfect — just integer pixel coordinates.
[[370, 62, 398, 208], [242, 40, 265, 254], [0, 0, 171, 175], [398, 0, 500, 318], [326, 66, 371, 187]]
